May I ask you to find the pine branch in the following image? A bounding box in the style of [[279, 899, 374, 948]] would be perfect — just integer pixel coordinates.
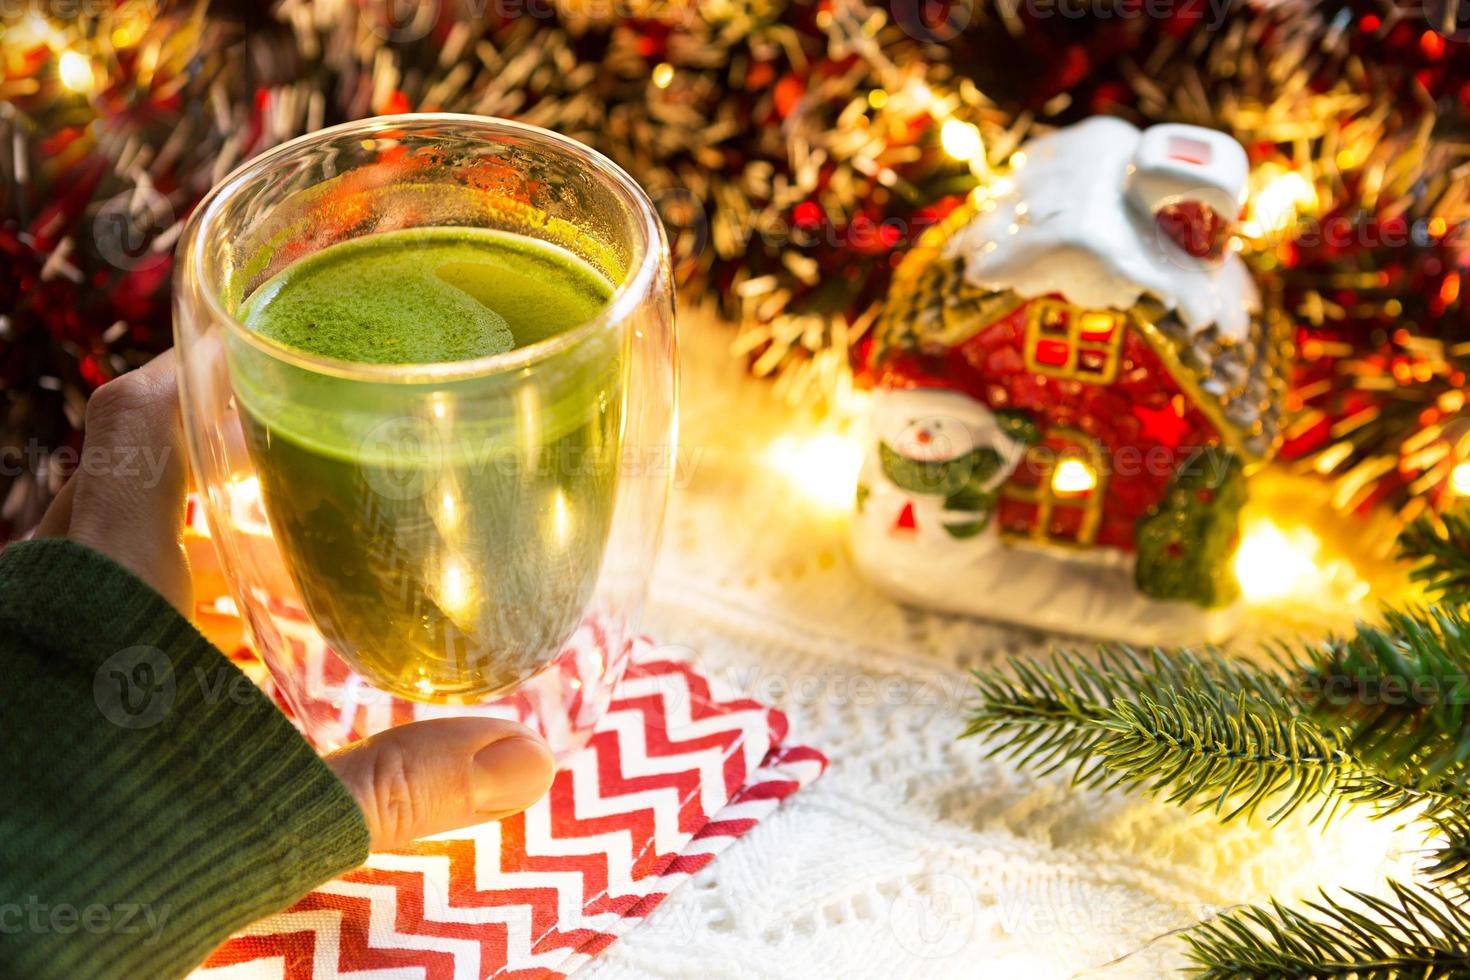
[[964, 513, 1470, 977], [1100, 687, 1353, 823], [1284, 607, 1470, 793], [966, 642, 1463, 823], [1424, 809, 1470, 898], [1097, 687, 1457, 823], [1185, 881, 1470, 979], [1399, 508, 1470, 602], [963, 645, 1292, 792]]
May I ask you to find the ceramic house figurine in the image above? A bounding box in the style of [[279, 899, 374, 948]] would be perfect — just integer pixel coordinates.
[[852, 117, 1287, 644]]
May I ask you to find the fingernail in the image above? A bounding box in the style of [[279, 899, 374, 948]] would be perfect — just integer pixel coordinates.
[[473, 736, 555, 814]]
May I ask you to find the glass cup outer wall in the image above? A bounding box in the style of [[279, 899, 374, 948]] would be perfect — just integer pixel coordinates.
[[173, 114, 676, 760]]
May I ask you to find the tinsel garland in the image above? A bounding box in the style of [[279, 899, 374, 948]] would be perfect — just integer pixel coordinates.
[[1, 0, 1467, 538]]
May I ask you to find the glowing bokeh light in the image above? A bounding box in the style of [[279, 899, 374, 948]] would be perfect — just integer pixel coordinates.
[[1234, 518, 1323, 603], [59, 50, 95, 93], [940, 119, 982, 162], [765, 431, 864, 513], [1451, 461, 1470, 496]]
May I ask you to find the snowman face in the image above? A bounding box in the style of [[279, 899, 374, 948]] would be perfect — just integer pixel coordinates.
[[890, 413, 976, 464], [872, 388, 1026, 491]]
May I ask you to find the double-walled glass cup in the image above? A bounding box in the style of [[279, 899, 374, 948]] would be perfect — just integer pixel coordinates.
[[174, 115, 676, 758]]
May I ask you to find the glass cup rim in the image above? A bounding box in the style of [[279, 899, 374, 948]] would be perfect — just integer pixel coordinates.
[[186, 113, 665, 384]]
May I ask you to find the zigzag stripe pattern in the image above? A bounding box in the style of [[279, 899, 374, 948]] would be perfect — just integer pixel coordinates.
[[194, 654, 826, 980]]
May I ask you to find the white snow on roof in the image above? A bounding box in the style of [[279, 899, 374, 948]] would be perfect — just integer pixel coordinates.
[[943, 117, 1259, 340]]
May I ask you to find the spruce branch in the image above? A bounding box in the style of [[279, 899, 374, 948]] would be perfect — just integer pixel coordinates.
[[1285, 607, 1470, 793], [963, 645, 1292, 792], [1423, 809, 1470, 898], [966, 640, 1464, 824], [963, 508, 1470, 978], [1399, 508, 1470, 602], [1100, 687, 1351, 823], [1185, 881, 1470, 979]]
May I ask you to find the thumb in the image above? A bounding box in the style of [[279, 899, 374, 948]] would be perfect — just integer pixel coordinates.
[[324, 719, 555, 850]]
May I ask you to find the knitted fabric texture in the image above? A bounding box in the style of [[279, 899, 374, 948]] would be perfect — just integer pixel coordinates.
[[0, 539, 370, 980]]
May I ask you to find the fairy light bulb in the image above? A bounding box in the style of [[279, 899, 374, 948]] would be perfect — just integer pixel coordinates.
[[59, 50, 96, 93], [765, 431, 864, 513], [1451, 461, 1470, 496], [940, 119, 983, 162], [111, 19, 146, 48], [1234, 518, 1321, 603], [1244, 166, 1316, 238]]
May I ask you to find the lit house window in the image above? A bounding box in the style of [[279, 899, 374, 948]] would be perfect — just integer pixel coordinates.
[[1023, 299, 1126, 384], [999, 426, 1107, 546]]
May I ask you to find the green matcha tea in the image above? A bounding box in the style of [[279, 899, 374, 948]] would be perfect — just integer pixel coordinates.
[[231, 227, 622, 702]]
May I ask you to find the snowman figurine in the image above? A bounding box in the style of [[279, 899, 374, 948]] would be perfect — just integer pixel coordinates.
[[861, 388, 1030, 547]]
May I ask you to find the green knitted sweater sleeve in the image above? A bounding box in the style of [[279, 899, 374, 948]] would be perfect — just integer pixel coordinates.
[[0, 539, 370, 979]]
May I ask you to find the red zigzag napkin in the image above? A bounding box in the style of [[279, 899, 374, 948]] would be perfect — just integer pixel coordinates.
[[192, 653, 826, 979]]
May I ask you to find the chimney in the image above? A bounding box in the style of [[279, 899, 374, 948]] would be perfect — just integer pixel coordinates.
[[1124, 124, 1249, 261]]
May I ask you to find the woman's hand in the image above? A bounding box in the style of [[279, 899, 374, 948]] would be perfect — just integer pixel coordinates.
[[32, 351, 555, 847]]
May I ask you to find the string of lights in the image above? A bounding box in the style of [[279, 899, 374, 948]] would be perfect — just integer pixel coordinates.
[[2, 0, 1467, 540]]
